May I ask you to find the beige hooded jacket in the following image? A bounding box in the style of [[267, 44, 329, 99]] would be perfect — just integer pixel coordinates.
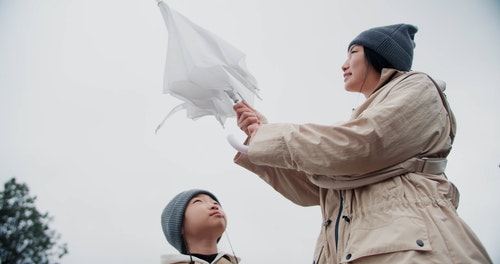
[[160, 252, 239, 264], [234, 69, 492, 263]]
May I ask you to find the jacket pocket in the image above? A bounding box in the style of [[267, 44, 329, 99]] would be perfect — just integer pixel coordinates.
[[340, 214, 432, 263], [313, 244, 325, 264]]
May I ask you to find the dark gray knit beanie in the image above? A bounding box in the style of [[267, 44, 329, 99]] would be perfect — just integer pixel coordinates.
[[161, 189, 219, 254], [349, 23, 418, 71]]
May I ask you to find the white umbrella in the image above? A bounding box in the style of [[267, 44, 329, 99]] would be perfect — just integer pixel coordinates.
[[155, 0, 260, 135]]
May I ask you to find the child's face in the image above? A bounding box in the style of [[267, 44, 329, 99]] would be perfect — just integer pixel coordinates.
[[183, 194, 226, 239]]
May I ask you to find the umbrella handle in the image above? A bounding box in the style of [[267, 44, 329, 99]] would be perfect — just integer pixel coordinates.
[[227, 134, 248, 154]]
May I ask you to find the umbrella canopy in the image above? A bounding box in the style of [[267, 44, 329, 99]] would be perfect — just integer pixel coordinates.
[[155, 0, 260, 132]]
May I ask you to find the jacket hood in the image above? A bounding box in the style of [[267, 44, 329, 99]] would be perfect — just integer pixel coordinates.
[[160, 252, 239, 264]]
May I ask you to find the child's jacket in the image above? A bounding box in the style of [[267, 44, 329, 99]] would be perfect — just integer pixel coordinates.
[[161, 252, 239, 264]]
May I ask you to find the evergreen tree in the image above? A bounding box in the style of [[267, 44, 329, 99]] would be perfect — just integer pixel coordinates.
[[0, 178, 68, 264]]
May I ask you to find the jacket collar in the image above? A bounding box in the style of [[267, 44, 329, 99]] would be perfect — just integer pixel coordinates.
[[371, 68, 406, 96], [161, 252, 239, 264]]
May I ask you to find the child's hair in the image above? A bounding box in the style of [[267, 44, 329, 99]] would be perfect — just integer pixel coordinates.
[[161, 189, 220, 254]]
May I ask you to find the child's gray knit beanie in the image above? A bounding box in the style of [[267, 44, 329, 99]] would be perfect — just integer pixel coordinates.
[[161, 189, 219, 254], [349, 23, 418, 71]]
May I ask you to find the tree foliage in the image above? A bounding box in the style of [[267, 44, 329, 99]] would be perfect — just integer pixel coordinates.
[[0, 178, 68, 264]]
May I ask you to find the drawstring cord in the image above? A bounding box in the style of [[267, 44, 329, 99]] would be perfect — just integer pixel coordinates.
[[184, 231, 239, 264], [224, 231, 239, 264], [183, 236, 195, 264]]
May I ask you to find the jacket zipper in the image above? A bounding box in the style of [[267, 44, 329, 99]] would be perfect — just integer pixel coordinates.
[[334, 191, 344, 251]]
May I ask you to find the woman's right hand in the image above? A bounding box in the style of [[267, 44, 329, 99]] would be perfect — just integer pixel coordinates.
[[233, 101, 267, 137]]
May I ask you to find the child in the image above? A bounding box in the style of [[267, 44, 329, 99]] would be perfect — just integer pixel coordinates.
[[160, 189, 239, 264]]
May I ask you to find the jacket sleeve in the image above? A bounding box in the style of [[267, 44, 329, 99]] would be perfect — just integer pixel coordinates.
[[234, 151, 320, 206], [247, 73, 453, 177]]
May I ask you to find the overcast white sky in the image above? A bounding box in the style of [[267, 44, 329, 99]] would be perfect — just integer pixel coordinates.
[[0, 0, 499, 263]]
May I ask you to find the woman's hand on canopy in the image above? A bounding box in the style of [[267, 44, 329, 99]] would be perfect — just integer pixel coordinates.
[[233, 101, 267, 137]]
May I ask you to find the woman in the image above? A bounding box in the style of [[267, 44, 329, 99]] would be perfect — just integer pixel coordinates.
[[233, 24, 491, 263]]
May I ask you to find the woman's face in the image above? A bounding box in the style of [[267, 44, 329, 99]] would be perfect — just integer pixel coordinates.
[[341, 45, 368, 93], [182, 194, 226, 239]]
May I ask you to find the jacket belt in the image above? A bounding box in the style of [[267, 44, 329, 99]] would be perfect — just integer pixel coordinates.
[[308, 157, 448, 190], [414, 157, 447, 174]]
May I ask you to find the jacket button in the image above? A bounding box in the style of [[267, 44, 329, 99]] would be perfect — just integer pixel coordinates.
[[416, 239, 424, 247], [346, 253, 352, 260]]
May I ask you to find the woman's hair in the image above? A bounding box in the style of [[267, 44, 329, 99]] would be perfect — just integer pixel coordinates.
[[364, 47, 394, 73]]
